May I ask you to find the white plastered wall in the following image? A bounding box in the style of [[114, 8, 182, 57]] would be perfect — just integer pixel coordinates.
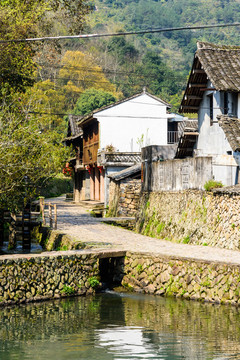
[[196, 82, 238, 185], [94, 93, 174, 152]]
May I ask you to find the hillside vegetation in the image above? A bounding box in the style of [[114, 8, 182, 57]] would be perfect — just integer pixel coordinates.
[[77, 0, 240, 107]]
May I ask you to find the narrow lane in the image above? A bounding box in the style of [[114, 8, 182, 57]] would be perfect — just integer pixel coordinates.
[[45, 196, 240, 266]]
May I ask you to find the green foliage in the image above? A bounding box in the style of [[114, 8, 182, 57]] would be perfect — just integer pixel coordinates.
[[182, 236, 190, 244], [0, 1, 91, 97], [0, 1, 91, 212], [60, 285, 76, 295], [40, 174, 73, 198], [0, 96, 71, 211], [157, 223, 165, 234], [74, 88, 116, 115], [204, 180, 223, 191], [88, 0, 240, 106], [56, 245, 69, 251], [88, 276, 100, 289], [136, 264, 143, 274]]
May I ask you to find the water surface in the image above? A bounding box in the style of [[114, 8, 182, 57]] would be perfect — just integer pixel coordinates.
[[1, 292, 240, 359]]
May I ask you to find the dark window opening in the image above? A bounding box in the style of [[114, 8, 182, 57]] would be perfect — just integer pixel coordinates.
[[227, 151, 232, 155], [224, 92, 228, 115], [167, 121, 179, 144], [208, 94, 213, 125]]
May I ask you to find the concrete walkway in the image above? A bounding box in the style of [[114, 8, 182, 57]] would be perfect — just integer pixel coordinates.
[[42, 196, 240, 266]]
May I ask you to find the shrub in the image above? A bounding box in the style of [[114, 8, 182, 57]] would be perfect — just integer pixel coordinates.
[[60, 285, 75, 295], [204, 179, 223, 191], [88, 276, 100, 289]]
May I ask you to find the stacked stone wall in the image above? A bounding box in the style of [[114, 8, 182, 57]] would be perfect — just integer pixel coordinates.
[[122, 252, 240, 305], [0, 253, 99, 306], [136, 190, 240, 250], [2, 250, 240, 307], [108, 179, 141, 217]]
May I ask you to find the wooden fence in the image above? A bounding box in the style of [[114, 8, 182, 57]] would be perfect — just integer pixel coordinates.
[[39, 198, 57, 230]]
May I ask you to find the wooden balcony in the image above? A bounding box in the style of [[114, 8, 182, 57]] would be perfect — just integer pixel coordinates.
[[83, 142, 99, 165]]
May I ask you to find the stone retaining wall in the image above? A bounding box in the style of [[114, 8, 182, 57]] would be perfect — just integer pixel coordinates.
[[122, 252, 240, 305], [136, 190, 240, 250], [108, 179, 141, 217], [1, 249, 240, 307], [0, 253, 99, 306]]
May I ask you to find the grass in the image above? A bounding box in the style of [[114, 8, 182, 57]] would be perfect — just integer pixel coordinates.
[[204, 179, 223, 191], [182, 236, 190, 244]]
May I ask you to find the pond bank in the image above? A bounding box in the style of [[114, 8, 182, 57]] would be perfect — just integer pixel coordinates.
[[1, 195, 240, 307], [1, 247, 240, 306]]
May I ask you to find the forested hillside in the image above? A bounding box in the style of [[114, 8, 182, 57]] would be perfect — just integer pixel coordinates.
[[90, 0, 240, 70]]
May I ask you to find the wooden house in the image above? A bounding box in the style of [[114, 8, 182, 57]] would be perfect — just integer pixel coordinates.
[[178, 42, 240, 186], [66, 90, 183, 205]]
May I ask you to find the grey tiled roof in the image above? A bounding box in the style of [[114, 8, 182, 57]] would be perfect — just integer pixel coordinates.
[[212, 184, 240, 195], [65, 115, 83, 142], [218, 115, 240, 152], [108, 164, 141, 181], [197, 42, 240, 91], [179, 42, 240, 113]]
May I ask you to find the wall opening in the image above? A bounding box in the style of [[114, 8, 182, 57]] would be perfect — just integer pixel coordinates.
[[99, 257, 125, 289]]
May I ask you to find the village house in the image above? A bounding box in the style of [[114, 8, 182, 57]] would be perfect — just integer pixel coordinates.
[[179, 41, 240, 186], [65, 90, 183, 206]]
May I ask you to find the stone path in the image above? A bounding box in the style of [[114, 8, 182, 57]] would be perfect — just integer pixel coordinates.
[[42, 196, 240, 266]]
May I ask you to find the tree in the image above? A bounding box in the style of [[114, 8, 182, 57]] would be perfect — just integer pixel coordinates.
[[59, 51, 120, 108], [0, 95, 71, 211], [0, 0, 91, 97], [0, 0, 91, 211], [73, 88, 116, 115]]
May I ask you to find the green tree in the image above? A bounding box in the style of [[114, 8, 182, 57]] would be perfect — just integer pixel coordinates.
[[0, 96, 71, 211], [139, 52, 181, 95], [0, 0, 91, 211], [0, 0, 91, 97], [73, 88, 116, 115]]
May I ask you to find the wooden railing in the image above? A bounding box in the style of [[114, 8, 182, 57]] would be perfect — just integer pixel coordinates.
[[39, 198, 57, 229], [167, 131, 181, 144]]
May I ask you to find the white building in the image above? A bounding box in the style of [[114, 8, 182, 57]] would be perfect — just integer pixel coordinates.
[[179, 41, 240, 186], [67, 90, 183, 205]]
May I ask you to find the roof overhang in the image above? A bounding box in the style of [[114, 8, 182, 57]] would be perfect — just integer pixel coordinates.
[[179, 55, 208, 114]]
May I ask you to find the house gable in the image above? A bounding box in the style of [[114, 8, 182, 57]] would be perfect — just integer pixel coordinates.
[[94, 93, 178, 152], [179, 42, 240, 114]]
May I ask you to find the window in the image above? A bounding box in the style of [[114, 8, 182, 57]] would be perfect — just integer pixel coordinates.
[[223, 92, 228, 114], [208, 94, 213, 125]]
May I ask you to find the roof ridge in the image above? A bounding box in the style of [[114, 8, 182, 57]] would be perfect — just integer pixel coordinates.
[[197, 41, 240, 51]]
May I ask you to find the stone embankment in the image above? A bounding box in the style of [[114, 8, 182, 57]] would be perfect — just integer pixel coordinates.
[[0, 252, 100, 305], [1, 194, 240, 307], [122, 253, 240, 305], [136, 189, 240, 250]]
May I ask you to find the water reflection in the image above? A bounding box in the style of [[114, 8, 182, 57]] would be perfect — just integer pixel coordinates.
[[1, 292, 240, 359]]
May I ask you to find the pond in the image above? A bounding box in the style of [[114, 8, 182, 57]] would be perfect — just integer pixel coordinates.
[[1, 291, 240, 359]]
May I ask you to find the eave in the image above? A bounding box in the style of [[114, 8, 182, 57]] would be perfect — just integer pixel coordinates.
[[179, 56, 208, 114]]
